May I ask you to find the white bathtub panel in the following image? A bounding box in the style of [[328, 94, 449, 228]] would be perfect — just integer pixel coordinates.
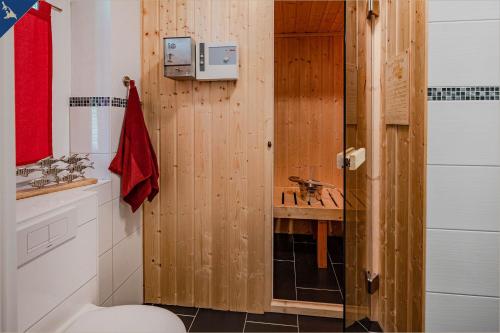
[[426, 292, 499, 332], [429, 21, 500, 86], [428, 101, 500, 166], [426, 229, 499, 297], [427, 165, 500, 231]]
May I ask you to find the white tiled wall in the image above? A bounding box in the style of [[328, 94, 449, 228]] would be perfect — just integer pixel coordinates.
[[86, 182, 143, 307], [426, 1, 500, 331], [71, 0, 143, 308]]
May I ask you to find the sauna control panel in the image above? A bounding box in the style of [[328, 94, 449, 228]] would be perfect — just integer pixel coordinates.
[[164, 37, 196, 80], [196, 42, 239, 81]]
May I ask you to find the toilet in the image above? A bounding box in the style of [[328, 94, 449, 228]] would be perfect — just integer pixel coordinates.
[[16, 188, 184, 333], [62, 304, 184, 333]]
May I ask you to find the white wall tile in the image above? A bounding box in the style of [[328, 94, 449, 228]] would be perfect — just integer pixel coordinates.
[[110, 107, 125, 154], [429, 0, 500, 22], [98, 250, 113, 305], [85, 181, 112, 205], [426, 229, 499, 297], [426, 292, 499, 332], [110, 0, 141, 97], [98, 201, 113, 255], [428, 101, 500, 166], [83, 153, 113, 180], [429, 21, 500, 86], [71, 0, 112, 97], [112, 266, 143, 306], [102, 296, 113, 307], [112, 228, 142, 290], [111, 172, 121, 200], [112, 198, 142, 245], [70, 107, 111, 154], [427, 165, 500, 232], [51, 0, 71, 158]]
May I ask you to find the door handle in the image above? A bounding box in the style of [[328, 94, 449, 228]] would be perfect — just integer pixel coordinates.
[[336, 148, 366, 170]]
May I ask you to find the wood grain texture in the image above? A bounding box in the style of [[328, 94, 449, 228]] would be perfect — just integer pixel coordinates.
[[16, 178, 98, 200], [141, 0, 273, 313], [274, 1, 344, 34], [274, 35, 344, 188], [377, 0, 427, 331]]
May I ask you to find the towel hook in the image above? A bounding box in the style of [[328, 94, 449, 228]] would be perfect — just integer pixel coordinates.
[[123, 76, 131, 88]]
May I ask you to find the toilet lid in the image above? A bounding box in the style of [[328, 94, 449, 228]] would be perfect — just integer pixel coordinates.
[[64, 305, 185, 333]]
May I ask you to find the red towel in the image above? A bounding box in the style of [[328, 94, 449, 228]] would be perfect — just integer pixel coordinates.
[[109, 80, 159, 212], [14, 2, 53, 166]]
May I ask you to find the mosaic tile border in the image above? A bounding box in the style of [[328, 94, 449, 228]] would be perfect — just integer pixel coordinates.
[[428, 86, 499, 101], [69, 97, 128, 108], [111, 97, 128, 108]]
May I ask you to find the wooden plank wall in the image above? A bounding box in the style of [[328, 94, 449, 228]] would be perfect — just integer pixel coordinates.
[[274, 35, 344, 187], [141, 0, 274, 313], [377, 0, 427, 331]]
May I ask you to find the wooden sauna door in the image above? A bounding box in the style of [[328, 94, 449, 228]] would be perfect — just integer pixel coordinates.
[[344, 0, 371, 328]]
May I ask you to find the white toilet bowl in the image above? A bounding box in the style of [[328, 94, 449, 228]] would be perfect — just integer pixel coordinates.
[[62, 304, 186, 333]]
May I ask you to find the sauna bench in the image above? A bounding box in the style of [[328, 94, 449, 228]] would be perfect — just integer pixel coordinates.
[[273, 186, 344, 269]]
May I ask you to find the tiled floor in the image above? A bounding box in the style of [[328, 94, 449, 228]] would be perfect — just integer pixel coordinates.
[[154, 304, 381, 332], [273, 233, 344, 304]]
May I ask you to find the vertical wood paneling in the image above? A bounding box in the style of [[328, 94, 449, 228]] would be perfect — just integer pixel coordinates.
[[193, 0, 212, 309], [378, 0, 427, 331], [160, 0, 179, 305], [142, 0, 162, 304], [142, 0, 272, 314], [228, 0, 249, 312], [274, 36, 343, 187]]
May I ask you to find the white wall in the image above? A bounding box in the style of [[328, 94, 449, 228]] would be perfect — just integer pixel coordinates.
[[0, 29, 18, 332], [70, 0, 143, 306], [51, 0, 71, 157], [426, 1, 500, 332]]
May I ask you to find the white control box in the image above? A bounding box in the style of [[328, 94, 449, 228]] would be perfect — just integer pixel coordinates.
[[196, 41, 239, 81]]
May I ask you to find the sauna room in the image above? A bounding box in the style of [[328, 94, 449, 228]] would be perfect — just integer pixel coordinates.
[[9, 0, 500, 332], [272, 1, 346, 306]]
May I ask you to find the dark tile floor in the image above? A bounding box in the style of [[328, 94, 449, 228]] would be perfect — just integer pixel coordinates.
[[153, 304, 381, 332], [273, 233, 344, 304]]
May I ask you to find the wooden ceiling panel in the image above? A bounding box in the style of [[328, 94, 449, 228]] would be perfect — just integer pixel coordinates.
[[275, 1, 344, 34]]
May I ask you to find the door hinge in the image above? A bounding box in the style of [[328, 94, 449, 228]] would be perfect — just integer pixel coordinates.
[[366, 271, 379, 294], [367, 0, 380, 19]]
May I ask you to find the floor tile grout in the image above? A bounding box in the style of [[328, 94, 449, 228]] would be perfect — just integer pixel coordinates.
[[328, 251, 344, 300], [186, 307, 199, 332], [245, 320, 298, 328], [242, 312, 248, 332]]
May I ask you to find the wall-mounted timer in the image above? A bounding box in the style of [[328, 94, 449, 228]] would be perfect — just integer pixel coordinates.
[[163, 37, 196, 80], [196, 42, 239, 81]]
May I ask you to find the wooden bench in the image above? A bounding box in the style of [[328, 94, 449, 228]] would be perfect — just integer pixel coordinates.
[[273, 186, 344, 269]]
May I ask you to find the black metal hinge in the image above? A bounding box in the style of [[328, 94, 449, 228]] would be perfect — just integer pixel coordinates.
[[366, 271, 379, 294]]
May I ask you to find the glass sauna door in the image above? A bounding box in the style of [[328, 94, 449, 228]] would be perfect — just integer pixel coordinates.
[[344, 0, 371, 328]]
